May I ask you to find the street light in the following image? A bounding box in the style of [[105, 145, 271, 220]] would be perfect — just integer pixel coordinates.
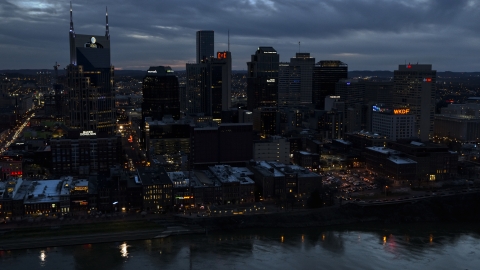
[[385, 186, 388, 198]]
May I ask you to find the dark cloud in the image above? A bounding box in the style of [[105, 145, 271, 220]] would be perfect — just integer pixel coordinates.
[[0, 0, 479, 71]]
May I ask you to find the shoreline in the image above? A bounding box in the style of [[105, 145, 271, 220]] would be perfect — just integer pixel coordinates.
[[2, 193, 480, 251]]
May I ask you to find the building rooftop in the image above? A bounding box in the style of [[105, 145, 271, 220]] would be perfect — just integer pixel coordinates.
[[258, 161, 285, 177], [137, 167, 172, 186], [23, 178, 72, 204], [366, 146, 401, 155], [167, 171, 204, 188], [333, 139, 352, 145], [350, 130, 388, 139], [257, 47, 277, 53], [388, 156, 417, 165], [208, 165, 255, 185]]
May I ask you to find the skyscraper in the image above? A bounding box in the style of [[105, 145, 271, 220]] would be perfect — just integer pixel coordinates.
[[210, 51, 232, 119], [393, 63, 436, 142], [278, 62, 301, 108], [186, 51, 231, 120], [246, 47, 279, 111], [290, 53, 315, 104], [278, 53, 315, 108], [67, 5, 115, 134], [142, 66, 180, 121], [196, 30, 214, 63], [312, 60, 348, 110]]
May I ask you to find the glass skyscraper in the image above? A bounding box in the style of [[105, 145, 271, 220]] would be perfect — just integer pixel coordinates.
[[142, 66, 180, 121], [393, 64, 436, 142], [67, 5, 115, 134], [312, 60, 348, 110], [246, 47, 279, 111], [196, 30, 214, 64]]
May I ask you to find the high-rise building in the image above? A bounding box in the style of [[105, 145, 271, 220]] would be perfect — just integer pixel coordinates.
[[278, 53, 315, 108], [186, 62, 209, 115], [212, 52, 232, 118], [186, 51, 232, 120], [247, 47, 279, 110], [393, 64, 436, 142], [142, 66, 180, 122], [278, 62, 301, 108], [196, 30, 214, 63], [290, 53, 315, 104], [191, 123, 253, 166], [67, 5, 115, 134], [312, 60, 348, 109]]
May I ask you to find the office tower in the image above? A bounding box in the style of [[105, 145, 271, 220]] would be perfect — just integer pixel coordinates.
[[142, 66, 180, 121], [67, 5, 115, 134], [247, 47, 279, 110], [191, 123, 253, 166], [253, 107, 280, 138], [186, 51, 231, 120], [335, 79, 365, 133], [393, 64, 436, 142], [371, 105, 415, 141], [144, 119, 191, 171], [290, 53, 315, 104], [364, 81, 393, 131], [278, 62, 301, 108], [186, 62, 209, 114], [196, 30, 214, 63], [210, 51, 232, 119], [312, 60, 348, 109], [278, 53, 315, 108]]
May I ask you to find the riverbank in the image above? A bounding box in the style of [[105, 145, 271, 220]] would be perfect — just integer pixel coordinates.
[[1, 192, 479, 251]]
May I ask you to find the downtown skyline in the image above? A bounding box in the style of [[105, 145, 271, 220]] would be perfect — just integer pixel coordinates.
[[0, 0, 479, 71]]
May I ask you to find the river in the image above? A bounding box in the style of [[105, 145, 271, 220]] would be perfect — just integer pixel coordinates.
[[1, 222, 479, 270]]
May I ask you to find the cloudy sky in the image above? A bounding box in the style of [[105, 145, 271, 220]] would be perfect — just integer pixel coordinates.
[[1, 0, 479, 71]]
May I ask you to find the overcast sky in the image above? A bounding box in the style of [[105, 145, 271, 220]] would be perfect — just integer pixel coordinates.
[[1, 0, 479, 71]]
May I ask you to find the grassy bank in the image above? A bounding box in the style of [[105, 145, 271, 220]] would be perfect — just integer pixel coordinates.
[[0, 220, 163, 241]]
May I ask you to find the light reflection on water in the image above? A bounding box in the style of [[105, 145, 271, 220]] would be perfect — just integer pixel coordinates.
[[0, 224, 479, 270], [39, 250, 46, 267], [119, 242, 129, 258]]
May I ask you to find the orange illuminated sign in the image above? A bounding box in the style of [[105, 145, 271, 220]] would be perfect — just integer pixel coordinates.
[[217, 52, 227, 59], [393, 109, 410, 115]]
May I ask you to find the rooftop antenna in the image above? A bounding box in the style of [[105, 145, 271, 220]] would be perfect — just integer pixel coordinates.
[[105, 6, 110, 40], [228, 29, 230, 52], [298, 41, 301, 53], [53, 62, 60, 81], [69, 1, 75, 36]]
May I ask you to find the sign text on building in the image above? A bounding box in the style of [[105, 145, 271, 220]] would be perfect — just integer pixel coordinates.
[[80, 130, 96, 136], [393, 109, 410, 115]]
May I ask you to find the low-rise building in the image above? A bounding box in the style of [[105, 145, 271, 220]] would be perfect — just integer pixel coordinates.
[[22, 178, 72, 216], [364, 147, 417, 185], [293, 151, 320, 172], [137, 167, 173, 213], [208, 165, 255, 204], [249, 161, 322, 200]]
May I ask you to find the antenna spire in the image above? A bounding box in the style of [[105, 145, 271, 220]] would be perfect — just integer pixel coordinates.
[[228, 29, 230, 52], [105, 6, 110, 40], [69, 1, 74, 35], [298, 41, 300, 53]]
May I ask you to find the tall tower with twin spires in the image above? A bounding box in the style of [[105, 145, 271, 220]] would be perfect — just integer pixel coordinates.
[[67, 3, 115, 134]]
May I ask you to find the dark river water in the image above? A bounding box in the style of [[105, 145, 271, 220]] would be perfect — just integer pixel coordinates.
[[1, 222, 479, 270]]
